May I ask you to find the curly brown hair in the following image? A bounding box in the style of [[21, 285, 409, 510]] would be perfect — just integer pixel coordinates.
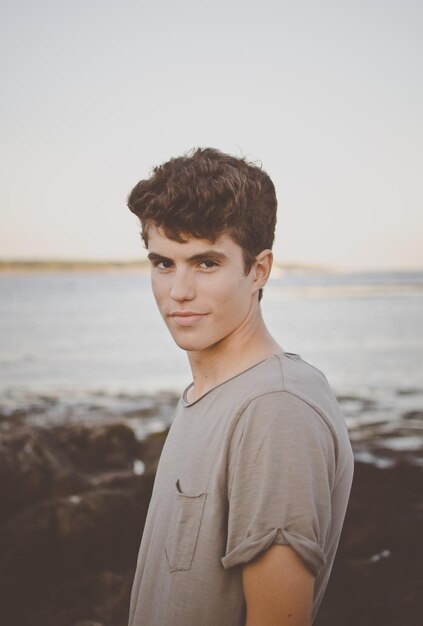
[[127, 147, 278, 302]]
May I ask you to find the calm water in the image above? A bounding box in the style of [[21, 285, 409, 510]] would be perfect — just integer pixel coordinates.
[[1, 270, 422, 446]]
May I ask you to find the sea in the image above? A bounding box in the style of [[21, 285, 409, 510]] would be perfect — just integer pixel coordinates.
[[1, 269, 422, 462]]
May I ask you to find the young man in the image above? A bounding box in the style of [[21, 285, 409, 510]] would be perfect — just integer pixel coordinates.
[[126, 147, 354, 626]]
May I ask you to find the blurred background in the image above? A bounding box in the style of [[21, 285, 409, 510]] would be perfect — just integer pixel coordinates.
[[0, 1, 422, 625]]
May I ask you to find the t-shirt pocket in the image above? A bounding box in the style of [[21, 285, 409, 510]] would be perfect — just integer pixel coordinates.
[[165, 478, 207, 572]]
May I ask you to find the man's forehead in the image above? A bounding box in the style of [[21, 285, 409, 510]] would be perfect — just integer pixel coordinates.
[[147, 224, 237, 254]]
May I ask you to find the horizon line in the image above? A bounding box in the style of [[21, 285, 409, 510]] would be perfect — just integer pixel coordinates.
[[0, 258, 422, 274]]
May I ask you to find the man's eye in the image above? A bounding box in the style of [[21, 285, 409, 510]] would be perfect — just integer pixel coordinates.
[[154, 260, 172, 269], [200, 260, 218, 269]]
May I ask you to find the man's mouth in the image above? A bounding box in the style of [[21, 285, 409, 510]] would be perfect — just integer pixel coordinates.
[[169, 311, 208, 326]]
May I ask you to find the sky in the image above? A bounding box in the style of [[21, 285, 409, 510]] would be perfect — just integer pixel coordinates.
[[0, 0, 422, 271]]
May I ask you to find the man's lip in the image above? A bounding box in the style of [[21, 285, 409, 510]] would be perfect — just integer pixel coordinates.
[[170, 311, 207, 317], [169, 311, 208, 326]]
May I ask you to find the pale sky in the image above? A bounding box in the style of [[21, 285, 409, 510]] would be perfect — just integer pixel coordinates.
[[1, 0, 422, 271]]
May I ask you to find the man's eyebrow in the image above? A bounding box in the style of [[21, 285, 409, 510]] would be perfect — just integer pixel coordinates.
[[147, 250, 228, 263], [147, 252, 171, 262], [186, 250, 228, 262]]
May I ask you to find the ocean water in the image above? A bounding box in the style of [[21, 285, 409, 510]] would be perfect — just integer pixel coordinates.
[[1, 269, 422, 455]]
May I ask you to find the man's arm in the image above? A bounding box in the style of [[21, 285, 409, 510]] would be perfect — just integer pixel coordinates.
[[242, 544, 315, 626]]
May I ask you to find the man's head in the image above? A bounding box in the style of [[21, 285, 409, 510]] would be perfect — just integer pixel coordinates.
[[127, 147, 278, 303]]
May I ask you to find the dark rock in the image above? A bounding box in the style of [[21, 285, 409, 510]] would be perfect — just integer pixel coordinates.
[[314, 461, 423, 626], [0, 426, 88, 522], [402, 410, 423, 420], [0, 475, 154, 626], [0, 476, 154, 582], [50, 421, 140, 471], [0, 421, 144, 524], [29, 570, 131, 626], [138, 428, 169, 474], [0, 419, 158, 626]]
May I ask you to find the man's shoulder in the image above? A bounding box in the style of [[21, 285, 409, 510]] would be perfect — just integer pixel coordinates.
[[229, 351, 348, 448], [227, 351, 352, 475], [230, 350, 331, 406]]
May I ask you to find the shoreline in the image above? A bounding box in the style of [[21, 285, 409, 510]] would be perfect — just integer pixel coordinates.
[[1, 387, 421, 463]]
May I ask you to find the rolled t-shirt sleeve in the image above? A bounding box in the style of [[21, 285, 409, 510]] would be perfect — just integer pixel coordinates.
[[221, 391, 337, 577]]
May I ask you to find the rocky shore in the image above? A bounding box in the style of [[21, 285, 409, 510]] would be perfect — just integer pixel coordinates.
[[0, 395, 422, 626]]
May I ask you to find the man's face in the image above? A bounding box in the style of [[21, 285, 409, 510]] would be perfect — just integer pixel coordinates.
[[146, 224, 257, 353]]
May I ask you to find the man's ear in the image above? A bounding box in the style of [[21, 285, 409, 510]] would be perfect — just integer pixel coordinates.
[[252, 249, 273, 293]]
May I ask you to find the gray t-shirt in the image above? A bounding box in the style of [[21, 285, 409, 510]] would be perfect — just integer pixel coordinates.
[[128, 351, 354, 626]]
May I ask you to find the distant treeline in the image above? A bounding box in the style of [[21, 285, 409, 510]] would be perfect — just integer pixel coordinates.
[[0, 260, 150, 273]]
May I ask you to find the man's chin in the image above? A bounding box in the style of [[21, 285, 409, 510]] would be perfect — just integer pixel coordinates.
[[169, 332, 227, 354], [167, 330, 210, 352], [173, 338, 207, 352]]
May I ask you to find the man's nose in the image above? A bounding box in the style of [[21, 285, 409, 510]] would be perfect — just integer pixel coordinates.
[[170, 268, 195, 301]]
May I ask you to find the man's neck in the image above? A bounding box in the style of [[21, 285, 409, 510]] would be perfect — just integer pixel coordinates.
[[186, 314, 283, 403]]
